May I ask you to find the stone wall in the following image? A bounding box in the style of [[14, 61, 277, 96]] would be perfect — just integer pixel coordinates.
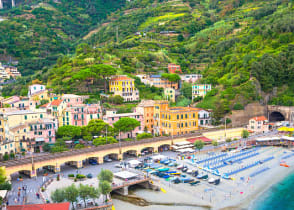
[[227, 102, 266, 127]]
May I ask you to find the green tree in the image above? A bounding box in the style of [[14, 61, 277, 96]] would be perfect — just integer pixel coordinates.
[[108, 95, 124, 104], [64, 184, 79, 209], [98, 169, 113, 183], [92, 137, 117, 146], [242, 130, 249, 139], [78, 184, 92, 208], [85, 119, 108, 137], [226, 138, 232, 143], [75, 144, 85, 149], [91, 64, 117, 92], [177, 34, 184, 42], [89, 186, 100, 204], [57, 125, 81, 139], [136, 133, 153, 140], [51, 188, 65, 203], [212, 140, 218, 147], [113, 117, 140, 139], [43, 143, 51, 152], [3, 154, 9, 161], [0, 167, 7, 185], [99, 181, 112, 202], [181, 82, 192, 99], [194, 140, 204, 152]]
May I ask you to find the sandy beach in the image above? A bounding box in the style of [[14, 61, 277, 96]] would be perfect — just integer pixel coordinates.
[[113, 146, 294, 210]]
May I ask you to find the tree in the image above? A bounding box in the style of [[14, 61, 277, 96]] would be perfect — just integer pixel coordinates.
[[108, 95, 124, 104], [136, 133, 153, 140], [181, 82, 192, 99], [43, 143, 51, 152], [194, 140, 204, 152], [92, 137, 117, 146], [3, 154, 9, 161], [78, 184, 92, 208], [85, 119, 108, 137], [242, 130, 249, 139], [212, 140, 218, 147], [98, 169, 113, 183], [74, 144, 85, 149], [89, 186, 100, 204], [51, 188, 65, 203], [177, 34, 184, 42], [99, 181, 112, 202], [64, 184, 79, 209], [0, 167, 7, 186], [91, 64, 117, 92], [226, 138, 232, 143], [113, 117, 140, 139], [57, 125, 81, 139]]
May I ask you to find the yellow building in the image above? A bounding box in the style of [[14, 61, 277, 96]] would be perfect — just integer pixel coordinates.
[[160, 107, 199, 136], [164, 88, 176, 102], [154, 100, 169, 135], [136, 100, 156, 134], [50, 99, 67, 127], [109, 75, 139, 102]]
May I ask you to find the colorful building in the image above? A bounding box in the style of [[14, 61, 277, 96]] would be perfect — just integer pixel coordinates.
[[154, 100, 169, 135], [247, 116, 269, 133], [164, 88, 176, 102], [103, 112, 144, 139], [28, 84, 46, 97], [192, 84, 212, 99], [62, 94, 86, 107], [168, 63, 182, 74], [198, 109, 212, 127], [136, 100, 155, 134], [49, 99, 67, 126], [61, 104, 102, 126], [180, 74, 202, 84], [109, 76, 139, 102], [149, 75, 179, 89], [159, 107, 199, 136]]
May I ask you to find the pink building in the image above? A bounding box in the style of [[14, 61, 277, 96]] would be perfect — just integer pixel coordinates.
[[63, 104, 102, 126], [247, 116, 269, 133], [103, 112, 144, 139], [29, 119, 56, 152], [62, 94, 85, 107]]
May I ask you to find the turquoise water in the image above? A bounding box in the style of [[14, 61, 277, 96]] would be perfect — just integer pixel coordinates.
[[252, 172, 294, 210]]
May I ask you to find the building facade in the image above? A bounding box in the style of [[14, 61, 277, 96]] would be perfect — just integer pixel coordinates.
[[198, 109, 211, 126], [62, 94, 85, 107], [136, 100, 155, 134], [168, 64, 182, 74], [164, 88, 176, 102], [103, 112, 144, 139], [180, 74, 202, 84], [149, 75, 179, 89], [109, 76, 139, 102], [247, 116, 269, 133], [192, 84, 212, 99], [28, 84, 46, 97]]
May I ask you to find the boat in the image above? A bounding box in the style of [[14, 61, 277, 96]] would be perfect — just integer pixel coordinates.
[[165, 171, 177, 174], [181, 178, 194, 183], [214, 179, 221, 185], [280, 163, 290, 167], [186, 169, 193, 174], [189, 180, 201, 186], [172, 178, 181, 184], [208, 178, 216, 184], [182, 167, 188, 172], [158, 167, 170, 172], [177, 165, 184, 169], [197, 173, 208, 180], [170, 172, 181, 176], [192, 170, 198, 177]]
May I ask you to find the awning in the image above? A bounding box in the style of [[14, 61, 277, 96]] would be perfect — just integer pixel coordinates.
[[114, 171, 138, 180]]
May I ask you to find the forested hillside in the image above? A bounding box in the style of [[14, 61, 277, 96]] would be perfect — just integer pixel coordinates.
[[2, 0, 294, 120], [0, 0, 126, 75]]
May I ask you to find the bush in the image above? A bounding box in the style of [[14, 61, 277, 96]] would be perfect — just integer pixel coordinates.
[[0, 182, 12, 190], [76, 174, 86, 179], [233, 103, 244, 110], [136, 133, 153, 140], [93, 137, 118, 146], [68, 174, 75, 178]]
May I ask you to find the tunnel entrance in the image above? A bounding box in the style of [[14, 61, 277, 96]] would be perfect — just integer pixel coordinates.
[[269, 112, 285, 122]]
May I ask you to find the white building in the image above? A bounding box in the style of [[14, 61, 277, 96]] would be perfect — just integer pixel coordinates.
[[28, 84, 46, 97], [180, 74, 202, 83], [198, 109, 211, 126]]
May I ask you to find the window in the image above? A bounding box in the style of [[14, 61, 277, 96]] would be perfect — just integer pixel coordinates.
[[181, 114, 183, 119], [90, 114, 93, 119], [49, 137, 52, 142], [185, 114, 187, 119], [177, 115, 179, 119], [24, 115, 27, 120], [193, 113, 195, 118]]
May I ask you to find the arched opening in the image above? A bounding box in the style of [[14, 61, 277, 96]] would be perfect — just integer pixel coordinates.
[[103, 153, 118, 163], [123, 150, 137, 160], [10, 170, 32, 181], [158, 144, 170, 152], [36, 165, 56, 176], [269, 112, 285, 122], [141, 147, 154, 156], [85, 157, 99, 165]]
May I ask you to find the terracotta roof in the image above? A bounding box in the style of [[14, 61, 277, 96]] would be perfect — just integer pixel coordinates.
[[51, 99, 63, 106], [187, 136, 212, 143], [40, 103, 49, 108], [110, 76, 133, 81], [8, 202, 70, 210], [250, 116, 267, 121]]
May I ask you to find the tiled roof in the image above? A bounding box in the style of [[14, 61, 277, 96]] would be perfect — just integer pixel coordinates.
[[110, 76, 133, 81], [40, 103, 49, 108], [7, 202, 70, 210], [250, 116, 267, 121], [51, 99, 63, 106]]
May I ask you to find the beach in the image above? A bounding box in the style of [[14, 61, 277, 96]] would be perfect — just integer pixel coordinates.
[[112, 146, 294, 210]]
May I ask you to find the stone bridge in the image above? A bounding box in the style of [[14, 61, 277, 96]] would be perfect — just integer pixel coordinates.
[[267, 105, 294, 122]]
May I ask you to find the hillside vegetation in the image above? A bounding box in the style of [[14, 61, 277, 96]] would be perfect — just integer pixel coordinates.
[[2, 0, 294, 121]]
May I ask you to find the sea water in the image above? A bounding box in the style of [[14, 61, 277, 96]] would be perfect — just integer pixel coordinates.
[[252, 172, 294, 210]]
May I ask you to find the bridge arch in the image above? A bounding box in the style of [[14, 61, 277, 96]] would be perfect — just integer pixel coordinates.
[[103, 153, 119, 162], [269, 111, 285, 122], [158, 144, 170, 152], [123, 150, 137, 160], [141, 147, 154, 155]]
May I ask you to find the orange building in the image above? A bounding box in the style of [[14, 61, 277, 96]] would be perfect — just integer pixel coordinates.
[[136, 100, 156, 134]]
